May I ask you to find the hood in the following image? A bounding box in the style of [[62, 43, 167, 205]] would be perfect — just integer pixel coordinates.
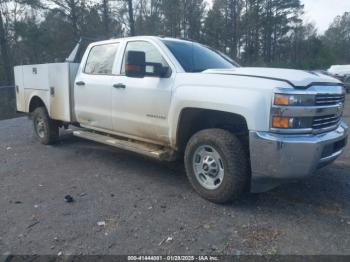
[[202, 67, 341, 88]]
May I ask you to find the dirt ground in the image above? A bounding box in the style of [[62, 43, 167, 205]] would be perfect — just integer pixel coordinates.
[[0, 96, 350, 256]]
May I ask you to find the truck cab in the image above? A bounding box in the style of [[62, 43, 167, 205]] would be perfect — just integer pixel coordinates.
[[74, 38, 175, 145], [14, 36, 349, 203]]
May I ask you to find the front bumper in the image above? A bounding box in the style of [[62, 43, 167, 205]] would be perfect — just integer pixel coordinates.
[[249, 121, 348, 193]]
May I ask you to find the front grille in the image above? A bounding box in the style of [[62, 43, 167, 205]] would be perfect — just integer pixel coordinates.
[[313, 114, 341, 130], [315, 94, 345, 106]]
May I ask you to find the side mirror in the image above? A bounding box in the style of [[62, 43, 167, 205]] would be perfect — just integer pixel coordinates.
[[149, 63, 171, 78], [125, 51, 146, 78]]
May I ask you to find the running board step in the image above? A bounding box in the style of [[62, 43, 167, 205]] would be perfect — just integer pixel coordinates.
[[73, 130, 174, 161]]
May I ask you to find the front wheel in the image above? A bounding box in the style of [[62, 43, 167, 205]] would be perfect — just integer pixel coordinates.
[[184, 129, 250, 204], [32, 107, 59, 145]]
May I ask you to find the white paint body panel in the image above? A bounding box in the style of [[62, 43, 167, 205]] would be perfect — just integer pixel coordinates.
[[74, 73, 115, 130], [111, 75, 174, 143]]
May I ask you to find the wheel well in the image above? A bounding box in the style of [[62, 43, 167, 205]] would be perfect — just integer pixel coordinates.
[[176, 108, 249, 152], [29, 96, 46, 113]]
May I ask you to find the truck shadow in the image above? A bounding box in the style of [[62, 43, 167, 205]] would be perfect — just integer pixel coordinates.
[[57, 132, 350, 215]]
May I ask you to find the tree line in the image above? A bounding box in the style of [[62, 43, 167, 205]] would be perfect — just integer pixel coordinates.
[[1, 0, 350, 85]]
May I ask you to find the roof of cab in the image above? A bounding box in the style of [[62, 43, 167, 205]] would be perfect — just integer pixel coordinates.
[[90, 36, 194, 46]]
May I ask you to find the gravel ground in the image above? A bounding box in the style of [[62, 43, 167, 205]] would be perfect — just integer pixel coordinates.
[[0, 96, 350, 256]]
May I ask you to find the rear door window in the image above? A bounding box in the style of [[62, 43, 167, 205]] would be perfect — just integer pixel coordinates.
[[84, 43, 119, 75]]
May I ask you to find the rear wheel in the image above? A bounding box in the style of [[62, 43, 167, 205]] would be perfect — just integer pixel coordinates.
[[184, 129, 250, 203], [32, 107, 59, 145]]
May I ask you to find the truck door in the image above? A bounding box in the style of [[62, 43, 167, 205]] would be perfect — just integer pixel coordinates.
[[74, 42, 120, 131], [112, 40, 174, 144]]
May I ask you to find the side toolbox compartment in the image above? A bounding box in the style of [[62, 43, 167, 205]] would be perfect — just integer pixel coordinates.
[[48, 63, 79, 122], [13, 63, 79, 122], [21, 64, 51, 114], [14, 66, 25, 112]]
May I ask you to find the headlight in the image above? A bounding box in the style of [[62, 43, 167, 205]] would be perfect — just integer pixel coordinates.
[[274, 94, 315, 106], [272, 93, 315, 129]]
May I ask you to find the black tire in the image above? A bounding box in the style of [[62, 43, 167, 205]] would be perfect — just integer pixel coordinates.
[[346, 89, 350, 94], [32, 107, 59, 145], [184, 129, 250, 204]]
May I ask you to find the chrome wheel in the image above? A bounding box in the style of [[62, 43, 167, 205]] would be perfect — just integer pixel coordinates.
[[35, 116, 46, 138], [192, 145, 225, 190]]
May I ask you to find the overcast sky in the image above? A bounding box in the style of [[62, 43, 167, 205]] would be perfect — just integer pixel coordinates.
[[206, 0, 350, 34], [302, 0, 350, 33]]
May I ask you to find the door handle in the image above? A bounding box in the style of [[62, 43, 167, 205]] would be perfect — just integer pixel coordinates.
[[76, 81, 85, 86], [113, 83, 126, 89]]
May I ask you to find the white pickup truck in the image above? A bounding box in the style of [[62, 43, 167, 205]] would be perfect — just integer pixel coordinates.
[[14, 36, 348, 203]]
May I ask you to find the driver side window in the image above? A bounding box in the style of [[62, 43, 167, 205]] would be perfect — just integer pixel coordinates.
[[121, 41, 170, 77]]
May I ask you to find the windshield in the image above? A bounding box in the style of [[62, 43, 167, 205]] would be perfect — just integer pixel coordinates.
[[162, 40, 239, 73]]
